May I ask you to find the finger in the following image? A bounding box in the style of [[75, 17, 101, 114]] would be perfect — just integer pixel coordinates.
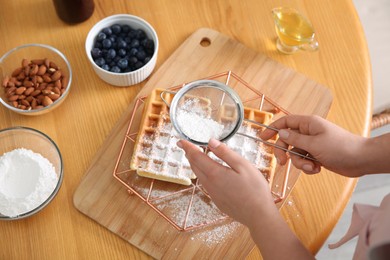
[[259, 127, 278, 141], [177, 140, 225, 179], [208, 139, 252, 173], [289, 148, 322, 174], [268, 115, 313, 132], [272, 139, 290, 165], [260, 114, 315, 143], [278, 129, 313, 153], [188, 162, 211, 189]]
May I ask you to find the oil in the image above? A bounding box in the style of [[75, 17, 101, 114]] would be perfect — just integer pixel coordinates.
[[272, 7, 318, 54]]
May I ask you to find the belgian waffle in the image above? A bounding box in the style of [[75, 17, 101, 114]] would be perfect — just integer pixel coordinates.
[[130, 88, 206, 186], [131, 88, 277, 186], [208, 106, 277, 185]]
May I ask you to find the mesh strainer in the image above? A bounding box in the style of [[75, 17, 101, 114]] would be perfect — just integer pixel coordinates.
[[162, 80, 243, 146]]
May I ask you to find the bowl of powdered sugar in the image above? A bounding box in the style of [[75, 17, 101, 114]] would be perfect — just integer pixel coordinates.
[[0, 126, 63, 220]]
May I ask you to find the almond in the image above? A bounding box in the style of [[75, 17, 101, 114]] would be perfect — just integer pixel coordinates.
[[43, 75, 52, 83], [24, 81, 34, 88], [54, 80, 62, 89], [51, 70, 62, 81], [22, 58, 29, 67], [8, 95, 19, 101], [37, 65, 47, 76], [15, 87, 26, 95], [30, 89, 41, 97], [29, 64, 39, 76], [49, 93, 60, 101], [42, 96, 53, 107], [24, 87, 35, 96], [21, 99, 30, 107]]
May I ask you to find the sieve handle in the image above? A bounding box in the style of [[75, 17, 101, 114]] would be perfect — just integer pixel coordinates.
[[160, 90, 177, 108], [243, 118, 280, 132]]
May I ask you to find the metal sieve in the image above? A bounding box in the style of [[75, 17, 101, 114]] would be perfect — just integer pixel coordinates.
[[161, 80, 244, 146]]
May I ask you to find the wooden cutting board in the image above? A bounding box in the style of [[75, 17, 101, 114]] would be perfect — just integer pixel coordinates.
[[73, 28, 333, 259]]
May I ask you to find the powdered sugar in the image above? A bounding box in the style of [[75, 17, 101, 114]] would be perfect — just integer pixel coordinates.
[[137, 185, 240, 246], [192, 221, 240, 246], [175, 98, 224, 143], [209, 123, 268, 171], [0, 148, 58, 217]]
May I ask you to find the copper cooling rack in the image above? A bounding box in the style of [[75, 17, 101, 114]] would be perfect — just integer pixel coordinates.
[[113, 71, 294, 231]]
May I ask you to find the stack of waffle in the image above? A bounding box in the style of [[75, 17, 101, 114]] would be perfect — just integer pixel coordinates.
[[130, 88, 277, 186]]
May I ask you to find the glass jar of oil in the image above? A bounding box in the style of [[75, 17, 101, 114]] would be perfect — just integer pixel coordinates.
[[272, 7, 319, 54]]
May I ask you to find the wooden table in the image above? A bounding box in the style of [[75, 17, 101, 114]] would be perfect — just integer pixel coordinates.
[[0, 0, 372, 259]]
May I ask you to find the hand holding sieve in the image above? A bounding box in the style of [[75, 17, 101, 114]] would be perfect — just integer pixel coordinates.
[[161, 80, 318, 162]]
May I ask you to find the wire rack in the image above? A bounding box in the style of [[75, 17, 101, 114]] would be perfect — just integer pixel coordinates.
[[113, 71, 294, 231]]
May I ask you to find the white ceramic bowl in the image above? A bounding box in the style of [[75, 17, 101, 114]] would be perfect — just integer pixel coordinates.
[[0, 126, 63, 220], [85, 14, 159, 87], [0, 44, 72, 116]]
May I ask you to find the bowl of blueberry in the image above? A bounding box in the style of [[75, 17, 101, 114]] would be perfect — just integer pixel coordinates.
[[86, 14, 158, 87]]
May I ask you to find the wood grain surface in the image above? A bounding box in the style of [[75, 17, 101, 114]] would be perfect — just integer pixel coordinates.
[[0, 0, 371, 259]]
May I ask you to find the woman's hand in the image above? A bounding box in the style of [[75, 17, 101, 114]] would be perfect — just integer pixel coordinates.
[[177, 138, 275, 227], [260, 115, 368, 177], [178, 138, 315, 260]]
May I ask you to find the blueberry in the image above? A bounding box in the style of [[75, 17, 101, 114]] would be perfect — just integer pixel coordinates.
[[91, 48, 102, 59], [122, 25, 131, 33], [117, 39, 127, 49], [119, 33, 127, 39], [118, 49, 126, 57], [96, 32, 106, 42], [129, 47, 138, 56], [136, 50, 146, 61], [102, 27, 112, 36], [94, 57, 106, 67], [106, 49, 116, 59], [135, 29, 146, 39], [128, 29, 137, 39], [102, 38, 112, 49], [134, 61, 144, 70], [117, 58, 128, 69], [101, 64, 110, 71], [128, 56, 138, 66], [130, 39, 140, 48], [143, 39, 155, 53], [110, 66, 121, 73], [108, 35, 117, 43], [124, 36, 132, 44], [111, 24, 121, 34]]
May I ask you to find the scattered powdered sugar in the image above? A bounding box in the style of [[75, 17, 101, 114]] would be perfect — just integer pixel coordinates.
[[154, 188, 224, 228], [176, 98, 224, 143], [192, 221, 241, 247], [135, 184, 241, 246], [0, 148, 58, 217]]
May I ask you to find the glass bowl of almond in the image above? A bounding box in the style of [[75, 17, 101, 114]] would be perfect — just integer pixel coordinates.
[[0, 43, 72, 116]]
